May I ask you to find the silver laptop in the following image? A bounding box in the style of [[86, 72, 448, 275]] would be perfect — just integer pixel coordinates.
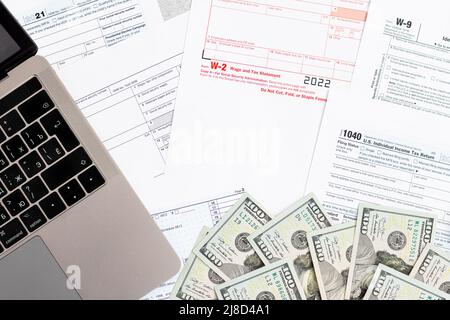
[[0, 1, 180, 299]]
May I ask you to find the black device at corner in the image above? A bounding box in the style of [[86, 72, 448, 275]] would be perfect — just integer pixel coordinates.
[[0, 1, 37, 80]]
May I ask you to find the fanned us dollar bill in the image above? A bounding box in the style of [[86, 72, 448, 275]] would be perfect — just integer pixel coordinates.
[[410, 244, 450, 295], [194, 193, 272, 280], [346, 203, 437, 300], [215, 260, 306, 300], [308, 222, 356, 300], [170, 227, 226, 300], [364, 264, 448, 300], [248, 194, 332, 299]]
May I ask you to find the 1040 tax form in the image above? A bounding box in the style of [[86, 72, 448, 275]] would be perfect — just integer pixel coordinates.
[[306, 0, 450, 251], [168, 0, 369, 213]]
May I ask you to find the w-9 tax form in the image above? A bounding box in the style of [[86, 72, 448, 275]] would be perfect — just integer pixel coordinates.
[[167, 0, 370, 213], [306, 0, 450, 251]]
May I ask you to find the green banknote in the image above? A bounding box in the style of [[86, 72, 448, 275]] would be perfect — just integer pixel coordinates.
[[364, 264, 448, 300], [171, 227, 226, 300], [346, 203, 437, 300], [410, 244, 450, 295], [194, 193, 272, 280], [215, 260, 306, 300], [248, 194, 332, 299], [308, 222, 356, 300]]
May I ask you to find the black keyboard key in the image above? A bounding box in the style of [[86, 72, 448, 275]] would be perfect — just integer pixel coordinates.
[[41, 110, 79, 152], [38, 138, 65, 165], [40, 193, 66, 220], [19, 151, 46, 178], [22, 177, 49, 203], [0, 219, 27, 248], [78, 166, 105, 193], [0, 78, 42, 118], [0, 181, 7, 199], [42, 147, 92, 190], [3, 190, 29, 216], [21, 122, 48, 149], [18, 90, 55, 123], [2, 135, 28, 162], [59, 179, 86, 207], [20, 206, 47, 232], [0, 206, 10, 226], [0, 110, 25, 137], [0, 164, 27, 191], [0, 150, 9, 170], [0, 129, 5, 144]]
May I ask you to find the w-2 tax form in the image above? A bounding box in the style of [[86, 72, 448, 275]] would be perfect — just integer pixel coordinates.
[[167, 0, 370, 213], [306, 0, 450, 251]]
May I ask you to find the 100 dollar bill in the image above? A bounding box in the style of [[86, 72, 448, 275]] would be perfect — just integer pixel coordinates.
[[346, 203, 437, 300], [215, 260, 306, 300], [308, 222, 356, 300], [364, 264, 448, 300], [410, 244, 450, 295], [248, 194, 332, 299], [170, 227, 226, 300], [194, 193, 272, 280]]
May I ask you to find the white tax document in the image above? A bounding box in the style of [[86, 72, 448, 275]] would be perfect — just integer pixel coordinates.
[[306, 0, 450, 251], [350, 0, 450, 117], [5, 0, 191, 204], [168, 0, 369, 212], [60, 35, 185, 188], [4, 0, 191, 69]]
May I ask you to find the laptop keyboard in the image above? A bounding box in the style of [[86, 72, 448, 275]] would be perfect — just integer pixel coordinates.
[[0, 77, 105, 253]]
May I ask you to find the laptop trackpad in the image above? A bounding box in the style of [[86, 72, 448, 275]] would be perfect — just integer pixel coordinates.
[[0, 237, 81, 300]]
